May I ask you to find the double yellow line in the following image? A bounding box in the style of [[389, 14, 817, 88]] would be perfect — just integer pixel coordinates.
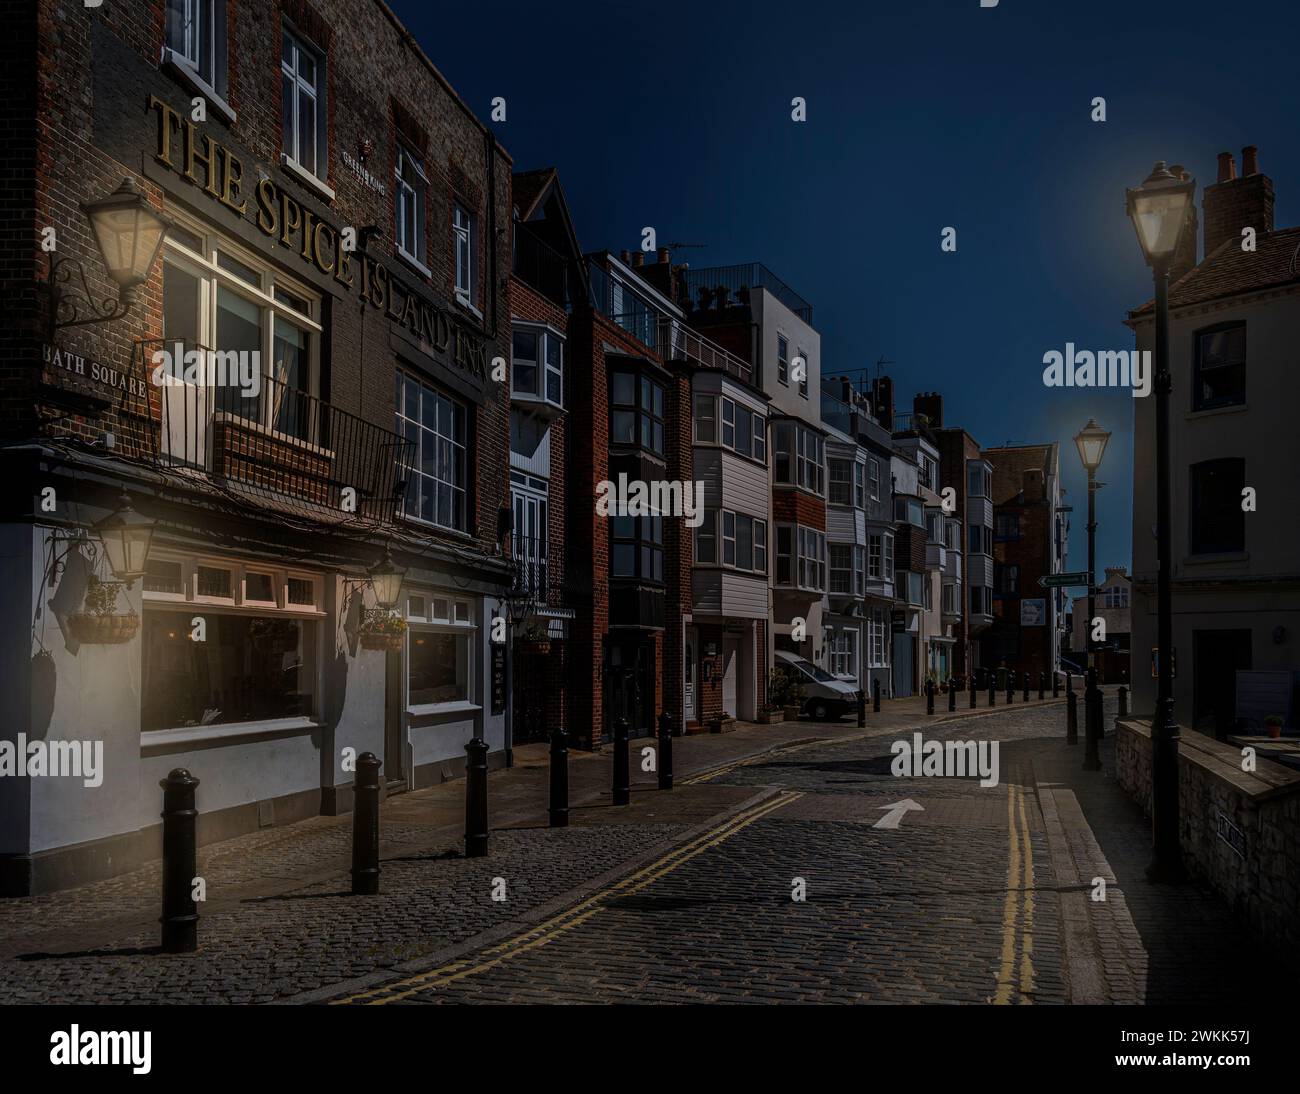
[[993, 783, 1036, 1004], [332, 790, 802, 1004]]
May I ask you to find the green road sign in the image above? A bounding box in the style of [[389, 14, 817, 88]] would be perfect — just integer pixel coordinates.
[[1038, 571, 1091, 588]]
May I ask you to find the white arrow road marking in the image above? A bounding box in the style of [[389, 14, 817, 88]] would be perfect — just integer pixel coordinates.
[[873, 798, 924, 830]]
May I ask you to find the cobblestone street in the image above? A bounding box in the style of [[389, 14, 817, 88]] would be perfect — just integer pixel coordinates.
[[0, 693, 1279, 1005]]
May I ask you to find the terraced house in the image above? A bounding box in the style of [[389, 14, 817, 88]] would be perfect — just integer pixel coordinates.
[[1, 0, 513, 893]]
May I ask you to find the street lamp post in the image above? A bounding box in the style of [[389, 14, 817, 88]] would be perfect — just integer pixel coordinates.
[[1074, 419, 1110, 772], [1127, 161, 1194, 883]]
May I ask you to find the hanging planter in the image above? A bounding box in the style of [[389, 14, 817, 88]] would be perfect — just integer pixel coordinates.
[[517, 623, 551, 655], [359, 608, 407, 652], [68, 577, 138, 645]]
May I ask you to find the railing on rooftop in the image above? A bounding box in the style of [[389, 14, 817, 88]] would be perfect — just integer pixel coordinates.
[[120, 338, 412, 526], [513, 226, 572, 310], [682, 263, 812, 323]]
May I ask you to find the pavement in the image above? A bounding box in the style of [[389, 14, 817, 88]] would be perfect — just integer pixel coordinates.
[[0, 685, 1280, 1005]]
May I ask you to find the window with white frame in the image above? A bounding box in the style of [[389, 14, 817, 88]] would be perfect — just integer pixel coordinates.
[[395, 144, 427, 269], [693, 393, 716, 443], [796, 346, 809, 398], [162, 216, 320, 445], [405, 594, 476, 707], [1104, 584, 1130, 608], [396, 371, 468, 531], [777, 333, 789, 385], [164, 0, 230, 109], [868, 607, 887, 667], [781, 526, 825, 591], [829, 544, 853, 594], [854, 462, 866, 508], [829, 459, 853, 506], [454, 203, 476, 305], [718, 397, 765, 462], [854, 545, 866, 596], [773, 423, 823, 493], [695, 510, 716, 564], [830, 629, 855, 678], [712, 510, 766, 574], [512, 325, 564, 408], [140, 554, 322, 732], [281, 25, 326, 181], [868, 457, 880, 501]]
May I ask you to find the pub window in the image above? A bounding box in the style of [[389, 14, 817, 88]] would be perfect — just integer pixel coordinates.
[[1193, 323, 1246, 411], [454, 203, 476, 306], [281, 25, 326, 182], [395, 144, 428, 270], [396, 372, 469, 532], [1190, 458, 1246, 554], [161, 216, 321, 447], [163, 0, 231, 116], [408, 606, 474, 707]]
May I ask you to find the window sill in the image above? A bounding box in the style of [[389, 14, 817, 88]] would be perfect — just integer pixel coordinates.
[[1184, 551, 1249, 565], [511, 391, 566, 419], [408, 700, 481, 718], [398, 248, 432, 279], [455, 293, 483, 321], [1187, 403, 1247, 420], [280, 155, 336, 202], [161, 51, 236, 125], [141, 716, 318, 750]]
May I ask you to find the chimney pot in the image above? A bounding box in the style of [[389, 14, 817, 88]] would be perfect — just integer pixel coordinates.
[[1216, 152, 1236, 183], [1242, 145, 1260, 176], [632, 252, 644, 267], [620, 249, 631, 264], [656, 246, 670, 264]]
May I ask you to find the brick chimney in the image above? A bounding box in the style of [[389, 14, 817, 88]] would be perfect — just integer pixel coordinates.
[[631, 251, 644, 267], [1166, 164, 1198, 282], [1203, 146, 1274, 257], [872, 375, 894, 430], [656, 246, 671, 265], [913, 391, 943, 428]]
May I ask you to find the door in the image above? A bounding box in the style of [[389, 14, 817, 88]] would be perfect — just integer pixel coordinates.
[[722, 637, 739, 717], [892, 632, 914, 698], [1193, 629, 1252, 735]]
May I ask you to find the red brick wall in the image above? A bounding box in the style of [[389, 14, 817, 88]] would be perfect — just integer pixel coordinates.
[[771, 488, 825, 530]]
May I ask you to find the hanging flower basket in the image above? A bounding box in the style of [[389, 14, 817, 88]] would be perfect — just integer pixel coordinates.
[[68, 611, 139, 645], [69, 577, 138, 644], [359, 608, 407, 652], [518, 624, 551, 655]]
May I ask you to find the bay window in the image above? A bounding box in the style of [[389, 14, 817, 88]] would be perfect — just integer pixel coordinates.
[[612, 513, 663, 582], [512, 325, 564, 409], [611, 371, 664, 456], [774, 422, 824, 492], [829, 544, 852, 593], [778, 526, 825, 591], [829, 459, 852, 506], [694, 394, 716, 443]]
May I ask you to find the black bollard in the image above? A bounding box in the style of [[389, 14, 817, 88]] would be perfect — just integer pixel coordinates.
[[948, 678, 957, 712], [160, 768, 200, 954], [1118, 685, 1128, 718], [873, 678, 881, 713], [612, 716, 630, 806], [1022, 673, 1030, 703], [1038, 672, 1046, 701], [549, 726, 569, 826], [1066, 671, 1073, 695], [658, 712, 674, 791], [988, 677, 996, 707], [1083, 668, 1102, 771], [1006, 676, 1014, 704], [464, 736, 489, 857], [1053, 671, 1060, 698], [1066, 690, 1078, 745], [857, 688, 866, 728], [969, 674, 977, 709], [350, 752, 382, 895], [926, 679, 935, 715]]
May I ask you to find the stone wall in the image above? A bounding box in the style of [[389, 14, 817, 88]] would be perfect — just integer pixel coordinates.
[[1115, 718, 1300, 968]]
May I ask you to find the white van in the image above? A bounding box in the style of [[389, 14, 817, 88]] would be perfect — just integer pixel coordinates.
[[775, 650, 861, 721]]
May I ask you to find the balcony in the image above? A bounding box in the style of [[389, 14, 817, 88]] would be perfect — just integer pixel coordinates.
[[513, 226, 572, 310], [121, 339, 412, 527], [682, 263, 813, 323], [510, 533, 566, 614]]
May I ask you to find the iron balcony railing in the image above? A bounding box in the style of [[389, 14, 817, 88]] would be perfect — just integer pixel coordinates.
[[510, 532, 564, 611], [513, 226, 572, 310], [123, 338, 412, 524], [682, 263, 812, 322]]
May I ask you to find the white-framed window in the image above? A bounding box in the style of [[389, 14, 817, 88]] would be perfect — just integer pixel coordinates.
[[695, 510, 716, 564], [454, 203, 476, 306], [779, 526, 825, 591], [830, 629, 856, 679], [511, 324, 564, 408], [797, 346, 809, 398], [777, 333, 789, 385], [775, 422, 823, 493], [829, 544, 853, 594], [395, 143, 428, 270], [854, 462, 866, 508], [140, 552, 323, 732], [923, 576, 933, 611], [281, 25, 326, 182], [693, 393, 716, 443], [405, 594, 476, 709], [854, 545, 866, 596], [868, 457, 880, 501], [708, 510, 765, 574], [942, 583, 960, 615], [868, 608, 887, 668], [163, 0, 232, 119], [967, 461, 991, 499], [396, 372, 468, 532], [512, 484, 548, 600], [1104, 584, 1130, 608], [161, 214, 322, 445], [829, 459, 852, 506]]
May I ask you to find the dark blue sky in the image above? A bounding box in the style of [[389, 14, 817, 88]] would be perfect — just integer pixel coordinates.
[[391, 0, 1298, 573]]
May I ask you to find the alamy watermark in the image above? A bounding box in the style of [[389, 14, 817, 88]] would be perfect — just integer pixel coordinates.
[[890, 732, 1000, 787], [150, 342, 262, 399], [595, 473, 704, 527], [0, 734, 102, 787], [1042, 344, 1151, 398]]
